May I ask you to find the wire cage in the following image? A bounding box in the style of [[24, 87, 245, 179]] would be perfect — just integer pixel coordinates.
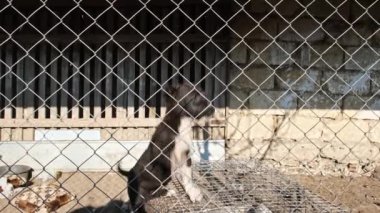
[[147, 161, 348, 213]]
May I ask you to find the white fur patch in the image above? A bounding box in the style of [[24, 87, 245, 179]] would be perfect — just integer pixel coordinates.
[[165, 189, 177, 197], [174, 117, 193, 156], [170, 117, 203, 202], [170, 117, 193, 171], [186, 184, 203, 202], [118, 160, 132, 172]]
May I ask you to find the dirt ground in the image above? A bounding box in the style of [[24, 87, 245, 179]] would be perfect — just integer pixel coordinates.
[[1, 172, 380, 212], [293, 175, 380, 213]]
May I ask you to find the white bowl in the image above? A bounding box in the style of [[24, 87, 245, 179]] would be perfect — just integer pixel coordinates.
[[0, 165, 33, 185]]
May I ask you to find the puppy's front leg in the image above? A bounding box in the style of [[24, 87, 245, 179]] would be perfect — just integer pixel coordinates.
[[177, 158, 203, 202]]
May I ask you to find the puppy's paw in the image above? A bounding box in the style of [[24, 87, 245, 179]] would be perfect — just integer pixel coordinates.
[[120, 202, 131, 212], [165, 189, 176, 197], [186, 185, 203, 202], [119, 190, 129, 203]]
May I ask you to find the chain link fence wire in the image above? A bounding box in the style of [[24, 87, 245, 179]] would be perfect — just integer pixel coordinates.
[[0, 0, 379, 212]]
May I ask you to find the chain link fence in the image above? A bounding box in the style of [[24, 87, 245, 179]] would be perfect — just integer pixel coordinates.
[[0, 0, 379, 212]]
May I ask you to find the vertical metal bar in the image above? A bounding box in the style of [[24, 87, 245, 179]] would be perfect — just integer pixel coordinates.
[[205, 47, 214, 102], [149, 47, 158, 118], [105, 8, 115, 118], [105, 43, 113, 119], [116, 47, 126, 118], [160, 44, 169, 116], [83, 49, 91, 118], [215, 48, 226, 117], [205, 13, 215, 101], [0, 48, 3, 119], [184, 47, 191, 82], [24, 51, 35, 119], [94, 51, 102, 118], [50, 47, 58, 119], [194, 43, 202, 85], [38, 44, 47, 119], [4, 43, 13, 119], [71, 44, 80, 119], [61, 52, 69, 118], [127, 48, 135, 118], [172, 11, 180, 85], [15, 49, 24, 119], [138, 12, 147, 118]]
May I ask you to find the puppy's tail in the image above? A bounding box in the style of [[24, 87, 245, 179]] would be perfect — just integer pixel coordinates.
[[118, 163, 140, 210], [117, 163, 130, 177]]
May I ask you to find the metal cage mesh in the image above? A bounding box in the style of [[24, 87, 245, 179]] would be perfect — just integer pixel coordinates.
[[0, 0, 379, 212], [147, 161, 348, 213]]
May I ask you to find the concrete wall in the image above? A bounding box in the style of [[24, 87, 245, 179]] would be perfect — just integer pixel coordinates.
[[226, 0, 380, 176], [0, 126, 225, 141]]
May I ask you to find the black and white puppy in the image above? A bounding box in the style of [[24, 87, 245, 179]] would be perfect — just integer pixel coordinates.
[[118, 82, 215, 212]]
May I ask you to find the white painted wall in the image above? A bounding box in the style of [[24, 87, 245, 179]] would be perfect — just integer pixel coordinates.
[[0, 140, 225, 179], [34, 129, 101, 141]]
